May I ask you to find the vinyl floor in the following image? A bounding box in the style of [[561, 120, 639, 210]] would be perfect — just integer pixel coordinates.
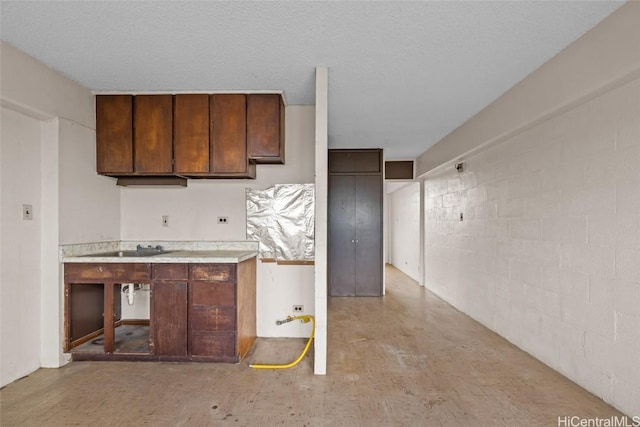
[[72, 324, 150, 354], [0, 265, 624, 426]]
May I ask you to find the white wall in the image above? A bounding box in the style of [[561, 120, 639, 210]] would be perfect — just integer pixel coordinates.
[[58, 118, 120, 244], [120, 105, 316, 337], [1, 41, 119, 382], [419, 8, 640, 413], [388, 182, 420, 282], [0, 108, 43, 387]]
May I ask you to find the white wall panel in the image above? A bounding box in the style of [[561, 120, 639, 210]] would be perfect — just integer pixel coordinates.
[[0, 108, 42, 387]]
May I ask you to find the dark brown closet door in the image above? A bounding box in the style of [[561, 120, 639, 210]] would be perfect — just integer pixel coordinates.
[[354, 175, 382, 296], [329, 175, 357, 296], [328, 175, 382, 296]]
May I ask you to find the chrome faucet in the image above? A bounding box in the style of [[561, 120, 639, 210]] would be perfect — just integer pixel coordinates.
[[136, 244, 164, 252]]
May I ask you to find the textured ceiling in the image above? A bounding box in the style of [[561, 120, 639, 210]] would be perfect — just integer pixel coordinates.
[[0, 1, 623, 160]]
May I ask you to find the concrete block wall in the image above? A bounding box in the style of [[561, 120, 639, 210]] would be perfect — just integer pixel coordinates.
[[423, 76, 640, 415]]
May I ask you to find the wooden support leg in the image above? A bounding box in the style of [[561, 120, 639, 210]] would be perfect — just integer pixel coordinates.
[[64, 281, 70, 352], [104, 282, 114, 353]]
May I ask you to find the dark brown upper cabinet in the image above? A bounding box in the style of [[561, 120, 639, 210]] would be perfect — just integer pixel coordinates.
[[384, 160, 414, 179], [133, 95, 173, 174], [247, 94, 285, 164], [174, 94, 210, 174], [329, 149, 382, 174], [210, 94, 256, 178], [96, 93, 284, 181], [96, 95, 133, 174]]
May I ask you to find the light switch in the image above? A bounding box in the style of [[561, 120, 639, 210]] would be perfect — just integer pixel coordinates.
[[23, 204, 33, 220]]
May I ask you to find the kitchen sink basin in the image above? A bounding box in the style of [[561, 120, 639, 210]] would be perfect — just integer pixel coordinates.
[[81, 246, 174, 257], [81, 251, 173, 258]]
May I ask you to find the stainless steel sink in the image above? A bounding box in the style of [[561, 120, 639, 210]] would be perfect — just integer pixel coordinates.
[[81, 245, 173, 257]]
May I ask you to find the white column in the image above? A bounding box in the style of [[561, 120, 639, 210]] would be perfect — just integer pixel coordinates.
[[419, 179, 426, 287], [40, 118, 67, 367], [314, 66, 328, 375]]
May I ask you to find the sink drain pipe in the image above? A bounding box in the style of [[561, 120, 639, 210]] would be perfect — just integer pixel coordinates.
[[249, 315, 315, 370]]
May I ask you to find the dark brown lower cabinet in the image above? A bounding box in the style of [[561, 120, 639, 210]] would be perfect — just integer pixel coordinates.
[[186, 262, 256, 361], [151, 261, 256, 362], [64, 258, 256, 362], [64, 263, 144, 352]]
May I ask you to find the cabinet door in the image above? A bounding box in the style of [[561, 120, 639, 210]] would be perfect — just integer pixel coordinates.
[[188, 281, 236, 357], [247, 94, 284, 164], [134, 95, 173, 174], [210, 94, 255, 177], [152, 281, 188, 356], [328, 175, 357, 296], [96, 95, 133, 174], [174, 94, 210, 174]]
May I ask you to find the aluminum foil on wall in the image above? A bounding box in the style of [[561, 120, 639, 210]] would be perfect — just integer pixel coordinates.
[[246, 184, 315, 261]]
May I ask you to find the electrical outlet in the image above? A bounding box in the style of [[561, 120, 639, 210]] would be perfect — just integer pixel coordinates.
[[23, 204, 33, 220], [217, 217, 228, 224], [162, 215, 169, 227], [293, 305, 304, 313]]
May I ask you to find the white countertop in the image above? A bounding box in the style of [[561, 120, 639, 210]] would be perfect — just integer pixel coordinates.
[[60, 241, 259, 264], [63, 250, 257, 264]]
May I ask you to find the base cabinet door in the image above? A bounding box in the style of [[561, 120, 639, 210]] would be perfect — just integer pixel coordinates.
[[188, 277, 237, 359], [152, 281, 188, 356]]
